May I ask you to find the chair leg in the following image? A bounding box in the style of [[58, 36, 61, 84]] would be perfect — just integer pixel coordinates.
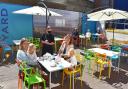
[[88, 60, 91, 74], [28, 84, 30, 89], [43, 80, 46, 89], [62, 71, 64, 87], [70, 74, 72, 89], [92, 60, 95, 77], [97, 64, 99, 72], [74, 74, 77, 83], [99, 64, 103, 79], [108, 64, 111, 78], [86, 39, 87, 47], [80, 72, 82, 87]]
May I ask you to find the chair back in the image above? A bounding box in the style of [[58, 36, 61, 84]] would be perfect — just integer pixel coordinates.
[[75, 54, 85, 76], [96, 53, 107, 61], [20, 61, 33, 78], [84, 50, 95, 60], [111, 45, 121, 52], [100, 44, 110, 50], [75, 53, 84, 63]]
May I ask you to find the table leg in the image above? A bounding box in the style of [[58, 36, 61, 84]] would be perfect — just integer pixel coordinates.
[[98, 36, 99, 44], [49, 72, 51, 89], [55, 41, 57, 53], [80, 38, 82, 47], [73, 73, 74, 89], [81, 38, 82, 47], [117, 54, 120, 73], [86, 38, 87, 47]]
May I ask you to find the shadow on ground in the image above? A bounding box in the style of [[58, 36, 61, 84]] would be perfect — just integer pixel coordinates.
[[52, 79, 92, 89], [120, 56, 128, 71], [49, 71, 92, 89], [93, 67, 128, 89]]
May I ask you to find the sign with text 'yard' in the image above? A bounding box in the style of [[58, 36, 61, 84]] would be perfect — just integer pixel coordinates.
[[0, 3, 32, 45]]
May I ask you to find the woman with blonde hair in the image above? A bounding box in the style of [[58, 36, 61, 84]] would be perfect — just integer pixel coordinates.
[[16, 38, 29, 89], [67, 48, 77, 66], [27, 43, 38, 66]]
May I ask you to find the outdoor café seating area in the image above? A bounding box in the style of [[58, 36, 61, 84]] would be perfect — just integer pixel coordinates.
[[1, 33, 128, 89], [1, 26, 128, 89], [0, 2, 128, 89]]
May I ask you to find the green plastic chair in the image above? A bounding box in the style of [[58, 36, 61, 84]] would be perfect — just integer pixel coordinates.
[[20, 62, 46, 89], [111, 45, 121, 52], [27, 37, 33, 43], [33, 38, 40, 49], [84, 49, 95, 75]]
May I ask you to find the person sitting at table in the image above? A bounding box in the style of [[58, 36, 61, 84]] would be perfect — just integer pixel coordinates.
[[27, 43, 41, 89], [27, 43, 38, 66], [58, 34, 74, 58], [67, 48, 77, 66]]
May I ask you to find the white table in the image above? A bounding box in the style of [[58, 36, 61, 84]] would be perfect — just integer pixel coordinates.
[[89, 48, 119, 57], [89, 48, 120, 72], [38, 58, 72, 89], [93, 33, 101, 36], [13, 40, 21, 51], [13, 40, 21, 45], [13, 37, 63, 53], [54, 37, 63, 52], [79, 35, 85, 39]]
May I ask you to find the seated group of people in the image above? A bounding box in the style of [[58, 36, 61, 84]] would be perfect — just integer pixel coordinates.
[[17, 38, 38, 67], [16, 33, 78, 89]]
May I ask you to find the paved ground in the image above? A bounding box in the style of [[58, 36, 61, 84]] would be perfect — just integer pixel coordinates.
[[0, 49, 128, 89], [0, 64, 18, 89]]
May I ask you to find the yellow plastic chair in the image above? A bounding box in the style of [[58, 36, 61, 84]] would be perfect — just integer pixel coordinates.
[[93, 53, 111, 79], [75, 54, 85, 85], [85, 37, 91, 47], [62, 54, 83, 89]]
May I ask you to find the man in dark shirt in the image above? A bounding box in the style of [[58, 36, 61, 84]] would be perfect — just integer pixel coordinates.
[[72, 28, 79, 47], [41, 26, 55, 55]]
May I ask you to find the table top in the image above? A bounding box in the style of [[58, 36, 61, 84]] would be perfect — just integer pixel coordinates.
[[122, 45, 128, 48], [55, 37, 63, 41], [13, 37, 63, 45], [13, 40, 21, 45], [38, 58, 71, 72], [79, 35, 85, 38], [89, 48, 119, 57], [92, 33, 102, 36]]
